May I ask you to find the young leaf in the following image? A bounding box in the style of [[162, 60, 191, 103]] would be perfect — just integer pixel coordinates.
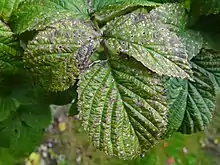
[[10, 0, 89, 34], [0, 0, 24, 22], [104, 12, 191, 78], [0, 20, 18, 74], [24, 19, 100, 91], [78, 57, 168, 159]]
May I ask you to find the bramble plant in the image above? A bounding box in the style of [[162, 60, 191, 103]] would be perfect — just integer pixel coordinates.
[[0, 0, 220, 163]]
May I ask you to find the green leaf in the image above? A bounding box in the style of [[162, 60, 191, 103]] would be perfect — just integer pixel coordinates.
[[0, 110, 46, 157], [24, 19, 100, 91], [164, 49, 218, 134], [104, 12, 191, 78], [0, 96, 20, 122], [92, 0, 160, 11], [78, 57, 168, 159], [177, 62, 215, 134], [10, 126, 43, 157], [68, 91, 79, 116], [19, 104, 51, 129], [180, 30, 203, 60], [0, 20, 18, 74], [0, 0, 24, 22], [202, 32, 220, 51], [192, 49, 220, 93], [163, 78, 187, 137], [10, 0, 89, 34], [93, 0, 160, 26], [0, 148, 15, 165], [191, 0, 220, 15], [148, 3, 188, 33]]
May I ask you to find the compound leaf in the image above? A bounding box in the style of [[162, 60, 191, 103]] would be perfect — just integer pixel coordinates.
[[10, 0, 89, 34], [78, 57, 168, 159], [24, 19, 100, 91], [104, 12, 191, 78]]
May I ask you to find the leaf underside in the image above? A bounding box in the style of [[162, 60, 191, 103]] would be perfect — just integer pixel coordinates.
[[24, 19, 100, 91], [78, 57, 168, 159], [104, 12, 191, 78]]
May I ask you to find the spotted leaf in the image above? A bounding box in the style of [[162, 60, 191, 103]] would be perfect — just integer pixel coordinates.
[[148, 3, 187, 33], [78, 57, 168, 159], [24, 19, 100, 91], [104, 12, 191, 78], [10, 0, 89, 34], [180, 30, 203, 60], [148, 4, 203, 60]]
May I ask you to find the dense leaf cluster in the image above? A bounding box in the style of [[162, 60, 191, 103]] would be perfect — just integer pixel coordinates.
[[0, 0, 220, 163]]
